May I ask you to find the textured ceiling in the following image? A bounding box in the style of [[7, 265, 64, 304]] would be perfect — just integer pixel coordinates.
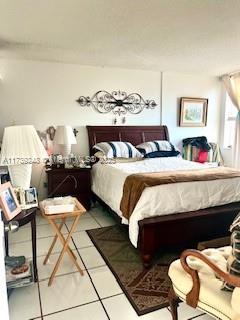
[[0, 0, 240, 75]]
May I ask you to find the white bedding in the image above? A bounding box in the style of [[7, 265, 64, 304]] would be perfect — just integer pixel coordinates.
[[91, 157, 240, 247]]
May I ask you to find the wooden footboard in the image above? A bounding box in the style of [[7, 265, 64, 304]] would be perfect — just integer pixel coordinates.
[[92, 192, 240, 267], [138, 201, 240, 267]]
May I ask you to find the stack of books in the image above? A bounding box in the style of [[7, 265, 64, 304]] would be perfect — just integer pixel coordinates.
[[6, 259, 34, 289]]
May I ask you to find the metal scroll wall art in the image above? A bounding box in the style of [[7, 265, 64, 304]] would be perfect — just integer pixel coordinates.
[[76, 90, 157, 116]]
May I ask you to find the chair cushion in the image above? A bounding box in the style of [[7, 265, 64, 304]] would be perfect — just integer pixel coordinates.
[[232, 287, 240, 315], [168, 246, 240, 320]]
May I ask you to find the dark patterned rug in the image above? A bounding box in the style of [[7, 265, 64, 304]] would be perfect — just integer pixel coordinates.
[[87, 225, 179, 316]]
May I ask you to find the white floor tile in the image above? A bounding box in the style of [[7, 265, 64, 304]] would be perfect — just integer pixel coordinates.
[[78, 246, 105, 269], [8, 283, 41, 320], [89, 206, 109, 217], [67, 211, 93, 220], [37, 235, 75, 257], [37, 223, 68, 238], [43, 301, 108, 320], [36, 213, 49, 226], [9, 226, 32, 243], [89, 265, 122, 298], [37, 249, 84, 280], [39, 272, 98, 315], [94, 215, 116, 227], [177, 302, 204, 319], [71, 231, 93, 248], [102, 294, 172, 320], [9, 231, 76, 260], [66, 217, 100, 232], [9, 240, 33, 258]]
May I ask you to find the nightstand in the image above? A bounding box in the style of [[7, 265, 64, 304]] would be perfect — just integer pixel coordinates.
[[46, 167, 91, 210]]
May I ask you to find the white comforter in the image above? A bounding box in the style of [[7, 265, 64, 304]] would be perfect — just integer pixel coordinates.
[[91, 157, 240, 247]]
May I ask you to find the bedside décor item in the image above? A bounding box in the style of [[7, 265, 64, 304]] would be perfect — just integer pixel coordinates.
[[53, 125, 77, 157], [0, 182, 21, 221], [14, 187, 38, 210], [0, 125, 48, 189], [46, 126, 56, 140], [76, 90, 157, 115], [179, 97, 208, 127], [40, 197, 86, 286]]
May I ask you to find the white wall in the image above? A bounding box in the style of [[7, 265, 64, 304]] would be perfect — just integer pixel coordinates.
[[0, 59, 222, 198], [0, 59, 161, 156], [162, 72, 221, 149]]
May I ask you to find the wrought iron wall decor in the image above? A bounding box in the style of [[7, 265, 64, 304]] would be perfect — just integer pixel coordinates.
[[76, 90, 157, 115]]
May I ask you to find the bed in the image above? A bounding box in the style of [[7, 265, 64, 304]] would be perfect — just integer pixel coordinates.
[[87, 125, 240, 267]]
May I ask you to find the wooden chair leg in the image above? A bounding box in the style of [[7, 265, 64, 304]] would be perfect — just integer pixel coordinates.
[[168, 286, 179, 320]]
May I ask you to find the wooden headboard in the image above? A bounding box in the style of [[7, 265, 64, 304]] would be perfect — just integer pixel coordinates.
[[87, 125, 169, 155]]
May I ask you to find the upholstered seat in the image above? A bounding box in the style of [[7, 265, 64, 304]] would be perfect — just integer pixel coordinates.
[[168, 247, 240, 320]]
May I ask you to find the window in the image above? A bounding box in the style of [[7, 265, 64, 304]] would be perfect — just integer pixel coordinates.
[[223, 93, 237, 148]]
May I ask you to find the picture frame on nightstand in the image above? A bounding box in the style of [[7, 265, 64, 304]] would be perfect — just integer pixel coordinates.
[[14, 187, 38, 210], [0, 182, 21, 221]]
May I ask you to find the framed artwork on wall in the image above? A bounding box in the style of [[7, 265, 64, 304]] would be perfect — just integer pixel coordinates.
[[179, 97, 208, 127]]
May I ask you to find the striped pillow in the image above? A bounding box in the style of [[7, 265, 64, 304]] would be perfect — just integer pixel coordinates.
[[222, 213, 240, 291], [93, 142, 143, 158], [136, 140, 174, 155]]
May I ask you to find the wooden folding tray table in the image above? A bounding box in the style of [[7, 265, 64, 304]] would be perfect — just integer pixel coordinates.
[[40, 197, 86, 286]]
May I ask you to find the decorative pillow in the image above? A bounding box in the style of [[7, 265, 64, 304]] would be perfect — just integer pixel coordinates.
[[144, 150, 180, 158], [136, 140, 176, 156], [222, 212, 240, 291], [93, 142, 143, 159]]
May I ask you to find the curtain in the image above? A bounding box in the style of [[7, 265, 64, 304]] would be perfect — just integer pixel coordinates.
[[222, 74, 240, 168]]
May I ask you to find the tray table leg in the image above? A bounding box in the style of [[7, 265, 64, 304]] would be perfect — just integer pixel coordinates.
[[43, 218, 65, 265], [48, 215, 84, 286]]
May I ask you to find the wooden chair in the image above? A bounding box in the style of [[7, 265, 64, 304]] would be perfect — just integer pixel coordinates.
[[168, 247, 240, 320]]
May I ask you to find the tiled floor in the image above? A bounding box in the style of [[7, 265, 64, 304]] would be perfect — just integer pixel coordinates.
[[7, 205, 212, 320]]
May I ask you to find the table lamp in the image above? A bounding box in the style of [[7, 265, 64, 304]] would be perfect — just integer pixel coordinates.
[[53, 126, 77, 157], [0, 125, 48, 189]]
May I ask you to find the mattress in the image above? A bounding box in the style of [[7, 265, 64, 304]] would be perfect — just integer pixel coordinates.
[[91, 157, 240, 247]]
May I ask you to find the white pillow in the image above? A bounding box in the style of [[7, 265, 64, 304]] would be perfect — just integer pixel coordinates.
[[93, 141, 142, 158]]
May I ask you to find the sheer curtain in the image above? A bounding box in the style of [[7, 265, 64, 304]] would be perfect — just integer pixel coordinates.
[[222, 74, 240, 168]]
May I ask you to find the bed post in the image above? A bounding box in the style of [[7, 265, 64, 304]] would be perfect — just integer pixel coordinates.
[[138, 223, 156, 268]]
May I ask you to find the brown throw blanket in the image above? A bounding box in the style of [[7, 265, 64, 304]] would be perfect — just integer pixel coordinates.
[[120, 167, 240, 220]]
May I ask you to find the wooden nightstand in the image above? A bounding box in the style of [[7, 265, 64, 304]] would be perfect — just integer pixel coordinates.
[[46, 167, 91, 210]]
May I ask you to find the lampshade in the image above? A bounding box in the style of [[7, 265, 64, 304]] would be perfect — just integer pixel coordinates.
[[0, 125, 48, 165], [0, 125, 48, 189], [53, 126, 77, 145]]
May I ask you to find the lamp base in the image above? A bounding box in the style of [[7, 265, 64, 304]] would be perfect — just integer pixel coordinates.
[[8, 164, 32, 189], [60, 145, 71, 157]]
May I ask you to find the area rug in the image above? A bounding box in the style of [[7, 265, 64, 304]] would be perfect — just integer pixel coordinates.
[[87, 225, 180, 316]]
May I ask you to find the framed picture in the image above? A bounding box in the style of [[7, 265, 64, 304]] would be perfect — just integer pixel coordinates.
[[0, 182, 21, 221], [14, 187, 38, 210], [179, 97, 208, 127]]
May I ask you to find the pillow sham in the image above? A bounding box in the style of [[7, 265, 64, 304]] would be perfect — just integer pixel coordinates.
[[93, 141, 143, 159], [144, 150, 180, 158], [136, 140, 175, 156]]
